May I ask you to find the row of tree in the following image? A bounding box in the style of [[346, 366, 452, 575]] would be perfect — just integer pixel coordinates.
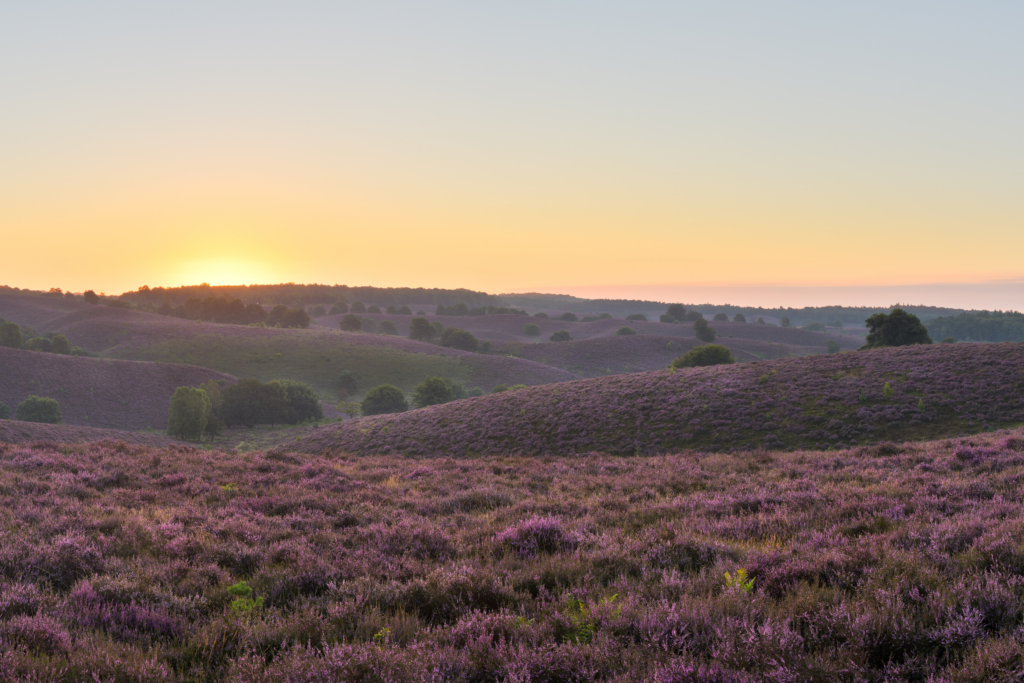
[[152, 298, 311, 328], [0, 321, 87, 355], [0, 395, 62, 423]]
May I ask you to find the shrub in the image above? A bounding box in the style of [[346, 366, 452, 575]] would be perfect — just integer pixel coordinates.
[[659, 314, 678, 324], [616, 326, 637, 336], [397, 305, 412, 315], [337, 371, 359, 399], [339, 314, 362, 332], [780, 316, 791, 327], [466, 387, 484, 397], [693, 318, 716, 342], [167, 386, 212, 441], [281, 308, 311, 329], [361, 317, 377, 334], [379, 320, 399, 335], [524, 323, 541, 336], [508, 384, 526, 391], [408, 317, 436, 342], [626, 314, 647, 321], [550, 330, 572, 342], [671, 344, 735, 368], [492, 384, 508, 393], [0, 322, 23, 348], [733, 313, 746, 323], [386, 305, 398, 315], [942, 337, 956, 344], [15, 395, 62, 424], [367, 305, 382, 314], [481, 341, 491, 352], [431, 321, 445, 336], [412, 377, 455, 408], [269, 379, 324, 424], [440, 328, 479, 352], [361, 385, 408, 416], [862, 308, 933, 349], [666, 304, 687, 320], [495, 516, 576, 559], [329, 302, 349, 314], [221, 378, 288, 427], [83, 290, 100, 304], [50, 334, 72, 355], [0, 402, 9, 419], [25, 337, 51, 353], [826, 340, 841, 353], [560, 312, 578, 322], [310, 305, 326, 317], [533, 312, 549, 318], [713, 313, 729, 321], [803, 322, 826, 332], [351, 301, 366, 313]]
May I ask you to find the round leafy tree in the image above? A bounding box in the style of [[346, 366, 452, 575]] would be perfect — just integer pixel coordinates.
[[733, 313, 746, 323], [440, 328, 479, 352], [310, 305, 326, 317], [367, 305, 382, 314], [780, 316, 791, 327], [666, 304, 687, 321], [339, 314, 362, 332], [559, 312, 578, 322], [533, 312, 549, 319], [626, 313, 647, 321], [408, 317, 436, 342], [15, 395, 62, 424], [861, 308, 933, 349], [397, 305, 412, 315], [50, 334, 72, 355], [361, 385, 408, 416], [713, 313, 729, 321], [220, 378, 288, 427], [671, 344, 735, 369], [615, 326, 637, 336], [524, 323, 541, 336], [412, 377, 455, 408], [379, 320, 399, 335], [693, 319, 717, 342], [826, 340, 841, 353], [549, 330, 572, 342], [269, 379, 324, 424], [350, 301, 366, 314], [659, 314, 678, 324], [329, 302, 349, 314], [385, 305, 398, 314], [25, 337, 52, 352], [0, 322, 23, 348], [167, 386, 211, 441], [0, 402, 9, 419]]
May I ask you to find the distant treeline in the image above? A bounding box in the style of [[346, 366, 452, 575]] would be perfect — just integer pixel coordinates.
[[153, 297, 311, 329], [924, 311, 1024, 343], [120, 284, 499, 308], [435, 304, 527, 317]]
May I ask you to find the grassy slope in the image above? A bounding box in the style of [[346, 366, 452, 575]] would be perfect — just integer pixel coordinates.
[[0, 347, 235, 430], [296, 342, 1024, 456], [0, 419, 179, 446]]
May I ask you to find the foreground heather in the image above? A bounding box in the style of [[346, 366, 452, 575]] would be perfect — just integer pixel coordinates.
[[2, 433, 1024, 681]]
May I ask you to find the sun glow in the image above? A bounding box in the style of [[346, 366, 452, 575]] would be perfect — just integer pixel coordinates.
[[167, 259, 283, 289]]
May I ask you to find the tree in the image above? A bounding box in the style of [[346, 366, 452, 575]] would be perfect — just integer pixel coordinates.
[[412, 376, 455, 408], [861, 308, 933, 349], [330, 302, 349, 315], [431, 321, 445, 336], [440, 328, 479, 352], [524, 323, 541, 336], [50, 334, 72, 355], [269, 379, 324, 424], [549, 330, 572, 342], [220, 378, 288, 427], [367, 305, 382, 314], [167, 386, 211, 441], [780, 316, 791, 328], [560, 312, 578, 322], [685, 311, 704, 322], [826, 340, 841, 353], [351, 301, 366, 314], [626, 314, 647, 321], [360, 318, 377, 334], [310, 305, 326, 317], [713, 313, 729, 321], [266, 304, 289, 326], [616, 326, 637, 336], [409, 317, 436, 342], [0, 402, 9, 419], [361, 385, 408, 416], [666, 304, 687, 321], [693, 319, 716, 342], [337, 370, 359, 399], [0, 322, 23, 348], [659, 314, 678, 324], [671, 344, 735, 369], [25, 337, 51, 353], [379, 320, 399, 335], [533, 312, 549, 319], [15, 395, 62, 423], [492, 384, 508, 393], [733, 313, 746, 323], [756, 318, 765, 325], [280, 308, 311, 329], [385, 305, 398, 315], [397, 306, 412, 315], [339, 314, 362, 332], [83, 290, 100, 305]]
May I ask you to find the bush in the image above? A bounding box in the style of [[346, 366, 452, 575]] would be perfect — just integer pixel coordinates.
[[942, 337, 956, 344], [397, 305, 412, 315], [713, 313, 729, 321], [671, 344, 735, 368], [337, 371, 359, 399], [666, 304, 687, 320], [83, 290, 100, 304], [351, 301, 366, 314], [167, 386, 212, 441], [431, 321, 445, 336], [15, 396, 62, 424], [826, 340, 841, 353], [733, 313, 746, 323], [361, 318, 377, 334], [310, 305, 326, 317], [616, 326, 637, 336], [379, 320, 399, 335], [269, 379, 324, 424], [524, 323, 541, 336], [492, 384, 508, 393], [560, 312, 578, 322], [626, 314, 647, 321], [220, 379, 288, 427], [367, 305, 382, 314], [550, 330, 572, 342], [659, 314, 678, 323], [385, 305, 398, 315], [693, 318, 716, 342], [0, 322, 23, 348], [329, 302, 349, 315], [0, 402, 9, 419], [862, 307, 933, 349], [25, 337, 51, 353], [408, 317, 436, 342], [50, 334, 71, 355], [440, 328, 479, 352], [412, 377, 455, 408], [780, 316, 791, 327], [361, 385, 408, 416], [339, 314, 362, 332], [684, 311, 703, 322], [803, 322, 826, 332], [533, 312, 549, 318], [756, 317, 765, 324]]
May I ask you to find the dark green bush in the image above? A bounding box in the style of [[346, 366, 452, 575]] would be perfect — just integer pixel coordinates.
[[15, 396, 62, 424], [826, 340, 841, 353], [367, 305, 382, 314], [803, 322, 826, 332], [337, 371, 359, 399], [549, 330, 572, 342], [330, 302, 349, 315], [626, 314, 647, 321], [397, 305, 412, 315], [713, 313, 729, 321], [492, 384, 508, 393], [559, 312, 578, 322], [360, 318, 377, 334], [351, 302, 366, 314], [862, 308, 933, 349], [780, 316, 791, 327], [25, 337, 51, 353], [167, 386, 211, 441], [269, 379, 324, 424], [408, 317, 436, 342], [616, 327, 637, 336], [666, 304, 687, 320], [733, 313, 746, 323], [0, 322, 23, 348], [440, 328, 479, 352], [83, 290, 100, 305], [310, 305, 326, 317], [524, 323, 541, 336], [671, 344, 735, 368], [386, 305, 398, 315], [693, 319, 716, 342], [431, 321, 445, 336], [361, 385, 408, 416], [412, 377, 455, 408], [533, 312, 549, 318], [50, 334, 72, 355], [379, 321, 399, 335], [339, 314, 362, 332], [0, 402, 9, 419], [220, 379, 288, 427]]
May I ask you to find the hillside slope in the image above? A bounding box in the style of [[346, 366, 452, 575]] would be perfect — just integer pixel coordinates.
[[0, 420, 179, 446], [0, 291, 90, 329], [0, 347, 234, 430], [295, 342, 1024, 456]]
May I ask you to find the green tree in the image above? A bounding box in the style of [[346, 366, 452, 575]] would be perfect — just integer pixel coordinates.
[[221, 378, 288, 427], [693, 319, 717, 342], [492, 384, 508, 393], [385, 305, 398, 314], [330, 302, 349, 315], [339, 314, 362, 332], [379, 320, 399, 335], [337, 370, 359, 399], [431, 321, 445, 336], [733, 313, 746, 323], [25, 337, 52, 353], [83, 290, 100, 305], [713, 313, 729, 321], [412, 376, 455, 408], [310, 305, 326, 317], [167, 386, 211, 441], [671, 344, 735, 369], [659, 314, 678, 324], [0, 402, 9, 419], [666, 304, 687, 320], [549, 330, 572, 342], [269, 379, 324, 424], [397, 305, 412, 315], [367, 305, 382, 314], [826, 340, 841, 353], [440, 328, 479, 352], [533, 312, 549, 319], [780, 316, 791, 327], [408, 317, 436, 342], [0, 322, 23, 348], [15, 395, 62, 424], [626, 314, 647, 321], [862, 308, 933, 349], [524, 323, 541, 336], [50, 334, 72, 355], [281, 308, 311, 329], [361, 385, 408, 416], [560, 312, 578, 322], [351, 301, 366, 313], [615, 326, 637, 336]]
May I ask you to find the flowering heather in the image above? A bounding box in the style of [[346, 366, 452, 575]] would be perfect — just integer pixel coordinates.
[[0, 347, 233, 431], [2, 432, 1024, 679], [0, 421, 178, 447], [298, 342, 1024, 456]]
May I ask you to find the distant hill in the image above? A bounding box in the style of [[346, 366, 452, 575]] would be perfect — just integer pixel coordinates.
[[0, 420, 179, 447], [118, 283, 500, 308], [294, 342, 1024, 456]]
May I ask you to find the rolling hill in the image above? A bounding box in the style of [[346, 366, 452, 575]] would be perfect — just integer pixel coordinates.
[[294, 342, 1024, 456], [0, 420, 179, 446]]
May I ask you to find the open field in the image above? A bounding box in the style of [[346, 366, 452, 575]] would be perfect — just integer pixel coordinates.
[[2, 431, 1024, 680], [0, 347, 234, 431], [297, 342, 1024, 456]]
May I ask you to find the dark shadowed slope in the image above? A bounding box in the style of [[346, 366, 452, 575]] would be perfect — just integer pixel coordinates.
[[0, 347, 234, 430], [295, 342, 1024, 456], [0, 420, 179, 446]]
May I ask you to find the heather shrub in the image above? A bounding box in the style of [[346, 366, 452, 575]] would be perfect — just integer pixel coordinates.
[[339, 313, 362, 332], [25, 336, 51, 352], [616, 326, 637, 336], [408, 317, 436, 341], [524, 323, 541, 336], [495, 516, 576, 558], [412, 376, 455, 408], [379, 320, 399, 335], [626, 313, 647, 321], [550, 330, 572, 342], [0, 615, 71, 655], [671, 344, 735, 368], [862, 307, 933, 349], [0, 321, 20, 348], [15, 395, 62, 423], [693, 318, 716, 342], [440, 328, 479, 352], [167, 386, 212, 441], [361, 384, 408, 415]]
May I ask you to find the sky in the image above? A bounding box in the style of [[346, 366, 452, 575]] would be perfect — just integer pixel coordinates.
[[1, 2, 1022, 308]]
